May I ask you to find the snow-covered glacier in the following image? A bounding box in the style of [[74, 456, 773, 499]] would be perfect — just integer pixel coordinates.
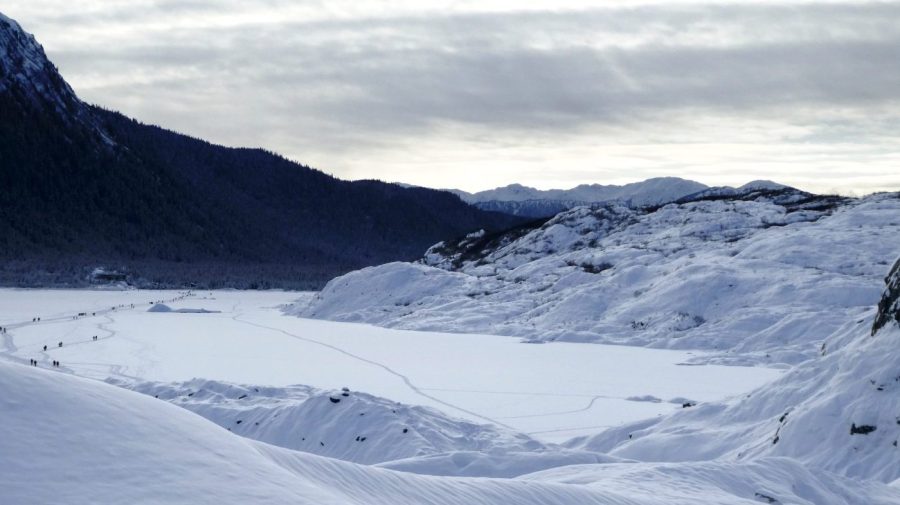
[[297, 188, 900, 365]]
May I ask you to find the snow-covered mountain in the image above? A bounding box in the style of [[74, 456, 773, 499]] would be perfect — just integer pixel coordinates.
[[452, 177, 709, 204], [449, 177, 709, 217], [0, 13, 79, 110], [297, 187, 900, 366], [0, 12, 110, 141]]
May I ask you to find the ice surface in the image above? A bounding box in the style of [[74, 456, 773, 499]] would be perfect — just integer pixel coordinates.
[[1, 289, 779, 443]]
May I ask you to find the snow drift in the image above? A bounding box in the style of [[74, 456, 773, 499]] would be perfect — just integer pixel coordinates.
[[3, 360, 899, 504]]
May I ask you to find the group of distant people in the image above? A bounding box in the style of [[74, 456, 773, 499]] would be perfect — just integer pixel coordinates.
[[21, 309, 106, 370], [19, 294, 193, 372], [27, 359, 59, 367]]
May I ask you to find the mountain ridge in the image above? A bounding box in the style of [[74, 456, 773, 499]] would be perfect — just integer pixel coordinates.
[[449, 177, 709, 204], [445, 178, 797, 218]]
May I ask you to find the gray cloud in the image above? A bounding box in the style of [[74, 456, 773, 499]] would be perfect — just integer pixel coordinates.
[[4, 1, 900, 193]]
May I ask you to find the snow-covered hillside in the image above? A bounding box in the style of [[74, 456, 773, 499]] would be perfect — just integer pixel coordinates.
[[567, 257, 900, 483], [298, 188, 900, 365], [4, 359, 899, 504]]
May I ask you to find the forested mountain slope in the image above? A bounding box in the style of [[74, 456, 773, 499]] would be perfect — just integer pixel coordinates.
[[0, 13, 520, 288]]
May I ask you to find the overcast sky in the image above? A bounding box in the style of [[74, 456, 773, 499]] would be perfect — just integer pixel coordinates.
[[5, 1, 900, 194]]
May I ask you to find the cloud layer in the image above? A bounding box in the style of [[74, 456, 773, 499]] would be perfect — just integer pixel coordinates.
[[5, 1, 900, 193]]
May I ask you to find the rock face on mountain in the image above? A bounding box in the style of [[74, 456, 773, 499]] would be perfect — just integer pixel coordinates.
[[297, 187, 900, 365], [873, 258, 900, 335], [0, 12, 521, 288], [1, 14, 79, 115]]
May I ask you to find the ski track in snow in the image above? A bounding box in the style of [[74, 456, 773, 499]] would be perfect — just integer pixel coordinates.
[[231, 313, 515, 430], [526, 424, 616, 436], [498, 395, 606, 420]]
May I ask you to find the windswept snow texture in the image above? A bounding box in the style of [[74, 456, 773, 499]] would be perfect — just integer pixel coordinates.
[[299, 191, 900, 365], [3, 360, 900, 505]]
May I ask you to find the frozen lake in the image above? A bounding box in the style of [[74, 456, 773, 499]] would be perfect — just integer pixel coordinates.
[[1, 289, 782, 442]]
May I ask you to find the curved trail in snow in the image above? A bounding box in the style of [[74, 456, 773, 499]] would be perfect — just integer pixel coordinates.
[[525, 423, 615, 436], [0, 292, 192, 373], [232, 314, 515, 430], [497, 395, 606, 420]]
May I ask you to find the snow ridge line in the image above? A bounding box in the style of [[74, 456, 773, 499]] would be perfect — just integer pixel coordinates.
[[231, 314, 515, 430]]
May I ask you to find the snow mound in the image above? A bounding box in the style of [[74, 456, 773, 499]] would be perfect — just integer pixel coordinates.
[[378, 449, 618, 478], [117, 378, 547, 467], [0, 360, 344, 504]]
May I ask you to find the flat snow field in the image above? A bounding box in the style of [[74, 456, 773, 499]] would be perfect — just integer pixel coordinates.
[[1, 289, 781, 442]]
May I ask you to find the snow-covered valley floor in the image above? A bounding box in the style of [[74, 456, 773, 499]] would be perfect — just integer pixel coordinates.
[[0, 288, 779, 443], [3, 271, 899, 505]]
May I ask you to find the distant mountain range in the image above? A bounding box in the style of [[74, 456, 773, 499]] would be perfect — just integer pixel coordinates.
[[447, 178, 791, 217], [0, 13, 522, 288]]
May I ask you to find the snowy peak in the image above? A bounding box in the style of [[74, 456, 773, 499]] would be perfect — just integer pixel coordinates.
[[738, 180, 790, 191], [449, 177, 709, 218], [0, 12, 82, 116], [461, 183, 549, 202], [457, 177, 708, 205]]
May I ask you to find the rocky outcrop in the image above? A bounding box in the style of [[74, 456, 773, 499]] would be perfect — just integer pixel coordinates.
[[872, 257, 900, 335]]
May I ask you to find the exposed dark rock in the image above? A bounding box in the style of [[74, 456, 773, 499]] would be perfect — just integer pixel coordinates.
[[872, 258, 900, 335], [850, 423, 877, 435]]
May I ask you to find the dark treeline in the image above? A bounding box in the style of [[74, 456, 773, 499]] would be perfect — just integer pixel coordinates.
[[0, 17, 523, 288]]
